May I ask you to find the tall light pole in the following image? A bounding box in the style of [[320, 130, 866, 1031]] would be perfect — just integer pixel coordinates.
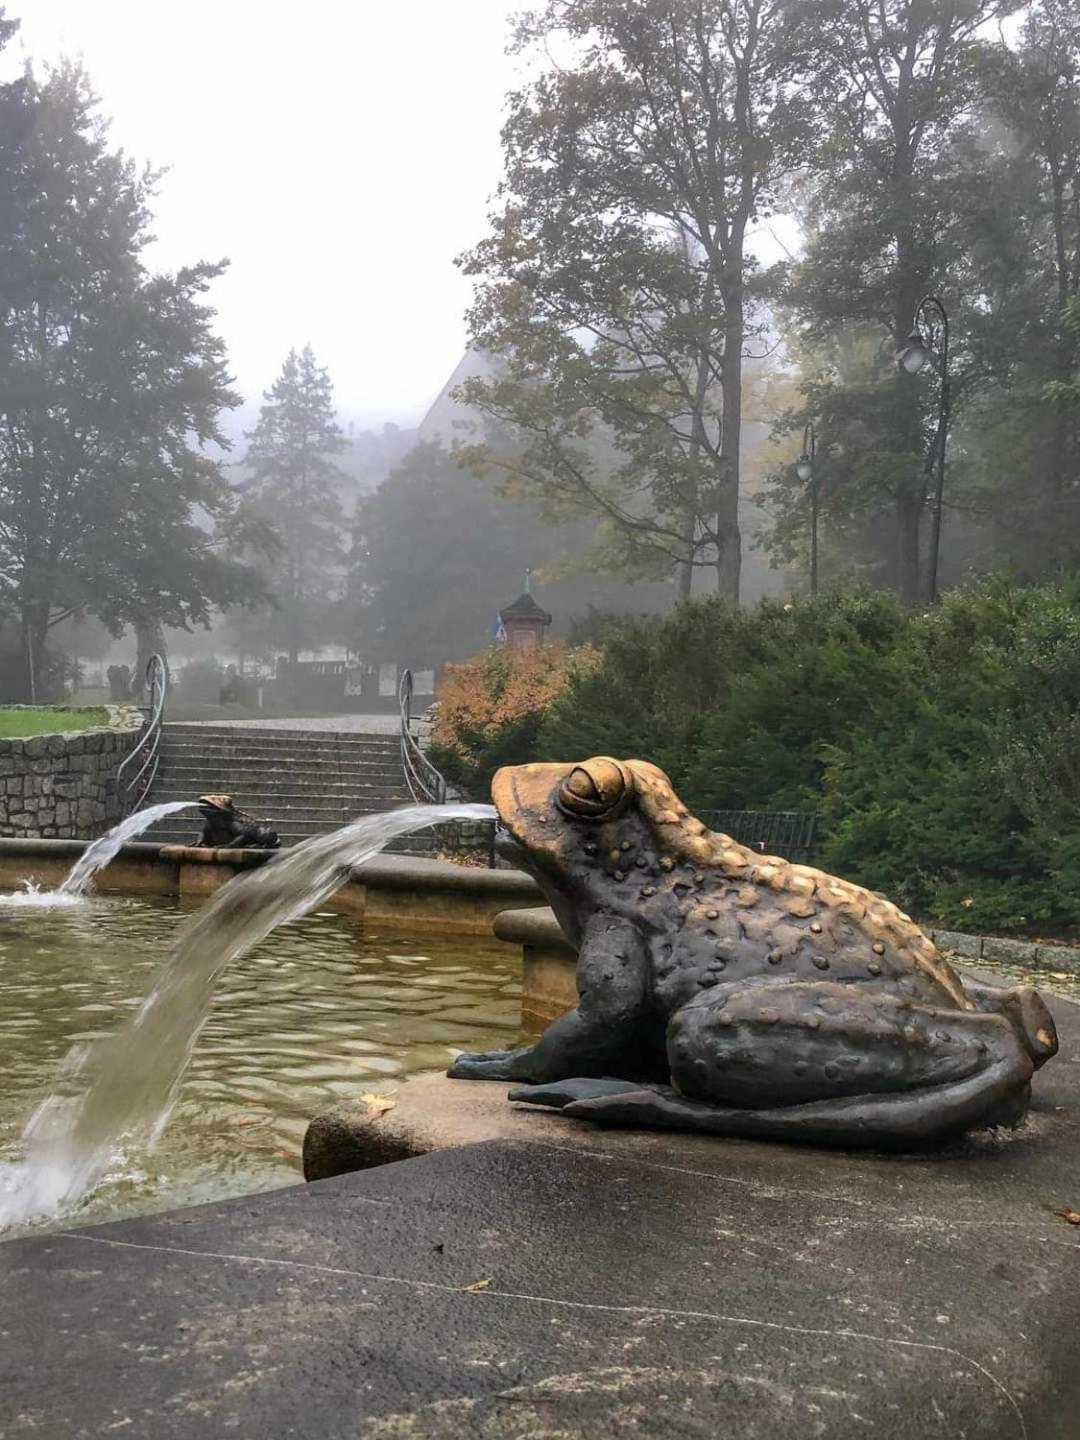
[[896, 295, 950, 605], [796, 420, 818, 596]]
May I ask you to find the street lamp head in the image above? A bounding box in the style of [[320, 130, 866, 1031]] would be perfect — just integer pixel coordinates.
[[897, 328, 932, 374], [795, 453, 813, 482]]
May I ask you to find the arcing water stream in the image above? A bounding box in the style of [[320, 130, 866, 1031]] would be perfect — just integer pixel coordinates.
[[0, 802, 495, 1228], [0, 801, 198, 907], [59, 802, 198, 896]]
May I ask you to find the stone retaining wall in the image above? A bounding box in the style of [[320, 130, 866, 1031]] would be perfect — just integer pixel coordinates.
[[0, 706, 144, 839], [929, 926, 1080, 975]]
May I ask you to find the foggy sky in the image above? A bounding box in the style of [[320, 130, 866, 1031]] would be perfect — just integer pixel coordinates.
[[2, 0, 521, 432]]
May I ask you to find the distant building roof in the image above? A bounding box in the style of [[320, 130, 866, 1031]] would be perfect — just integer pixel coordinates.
[[417, 349, 500, 445], [500, 592, 552, 625]]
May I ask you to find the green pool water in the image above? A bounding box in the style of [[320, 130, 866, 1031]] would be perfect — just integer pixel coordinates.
[[0, 895, 521, 1231]]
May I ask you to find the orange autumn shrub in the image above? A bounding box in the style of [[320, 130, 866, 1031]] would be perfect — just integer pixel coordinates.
[[430, 642, 601, 799]]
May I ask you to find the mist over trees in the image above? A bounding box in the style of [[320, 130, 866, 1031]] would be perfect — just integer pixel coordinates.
[[346, 441, 669, 665], [763, 0, 1080, 597]]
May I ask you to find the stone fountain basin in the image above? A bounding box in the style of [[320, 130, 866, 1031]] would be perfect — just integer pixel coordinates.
[[0, 836, 545, 932]]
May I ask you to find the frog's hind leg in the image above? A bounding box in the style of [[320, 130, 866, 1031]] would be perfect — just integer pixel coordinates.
[[518, 982, 1036, 1148]]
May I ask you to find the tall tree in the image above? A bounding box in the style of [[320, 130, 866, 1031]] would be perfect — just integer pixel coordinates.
[[987, 0, 1080, 555], [242, 345, 346, 673], [0, 61, 263, 701], [781, 0, 1002, 603], [457, 0, 810, 602]]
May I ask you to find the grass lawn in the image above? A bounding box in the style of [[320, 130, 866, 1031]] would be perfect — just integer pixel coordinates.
[[0, 706, 110, 737]]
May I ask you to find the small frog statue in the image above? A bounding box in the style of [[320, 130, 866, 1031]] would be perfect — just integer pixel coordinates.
[[449, 758, 1058, 1147], [194, 794, 280, 851]]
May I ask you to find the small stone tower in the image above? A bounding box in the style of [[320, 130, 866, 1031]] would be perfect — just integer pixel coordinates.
[[499, 576, 552, 658]]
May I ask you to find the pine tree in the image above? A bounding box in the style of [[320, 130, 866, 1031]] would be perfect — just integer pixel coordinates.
[[243, 346, 347, 674]]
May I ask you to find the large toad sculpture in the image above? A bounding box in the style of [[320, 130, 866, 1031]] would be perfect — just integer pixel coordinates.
[[449, 757, 1058, 1146]]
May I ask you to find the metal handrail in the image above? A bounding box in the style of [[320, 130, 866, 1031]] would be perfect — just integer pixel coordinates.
[[398, 667, 447, 805], [116, 653, 169, 816]]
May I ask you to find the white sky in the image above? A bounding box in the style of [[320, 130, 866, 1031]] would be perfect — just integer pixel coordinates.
[[3, 0, 522, 431]]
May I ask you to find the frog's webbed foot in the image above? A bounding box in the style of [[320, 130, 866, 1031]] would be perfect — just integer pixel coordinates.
[[509, 1078, 655, 1110], [448, 1047, 533, 1081]]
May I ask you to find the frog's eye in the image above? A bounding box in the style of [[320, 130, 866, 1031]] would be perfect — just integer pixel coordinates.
[[558, 758, 631, 819]]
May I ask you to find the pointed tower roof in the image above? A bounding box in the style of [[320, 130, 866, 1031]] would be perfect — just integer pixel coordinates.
[[499, 591, 553, 625]]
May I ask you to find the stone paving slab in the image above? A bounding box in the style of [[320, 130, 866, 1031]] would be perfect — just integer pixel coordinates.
[[4, 987, 1080, 1439], [2, 1133, 1078, 1439]]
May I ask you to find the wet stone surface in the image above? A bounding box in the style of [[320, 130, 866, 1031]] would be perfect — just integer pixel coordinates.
[[3, 986, 1080, 1439]]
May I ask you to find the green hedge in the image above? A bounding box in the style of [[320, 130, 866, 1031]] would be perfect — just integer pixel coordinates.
[[438, 578, 1080, 936]]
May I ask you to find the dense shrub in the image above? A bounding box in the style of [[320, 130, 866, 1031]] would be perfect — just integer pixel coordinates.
[[430, 643, 601, 801], [539, 591, 908, 809], [439, 579, 1080, 936], [821, 579, 1080, 933]]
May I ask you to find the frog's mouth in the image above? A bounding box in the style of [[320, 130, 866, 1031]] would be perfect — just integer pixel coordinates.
[[492, 820, 528, 868]]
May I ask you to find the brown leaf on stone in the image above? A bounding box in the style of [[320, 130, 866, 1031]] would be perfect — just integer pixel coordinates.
[[1054, 1208, 1080, 1226], [463, 1277, 493, 1292], [360, 1092, 396, 1118]]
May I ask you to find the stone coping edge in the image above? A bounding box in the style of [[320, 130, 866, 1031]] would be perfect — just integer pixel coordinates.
[[0, 837, 170, 860], [492, 904, 1080, 977], [494, 905, 573, 949], [0, 835, 545, 898]]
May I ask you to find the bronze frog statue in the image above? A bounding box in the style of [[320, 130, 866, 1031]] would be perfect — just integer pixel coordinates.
[[449, 757, 1058, 1147]]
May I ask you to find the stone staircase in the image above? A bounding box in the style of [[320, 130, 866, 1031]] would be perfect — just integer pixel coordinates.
[[139, 724, 438, 853]]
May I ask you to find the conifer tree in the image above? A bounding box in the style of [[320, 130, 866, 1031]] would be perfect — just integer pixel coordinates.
[[243, 346, 347, 673]]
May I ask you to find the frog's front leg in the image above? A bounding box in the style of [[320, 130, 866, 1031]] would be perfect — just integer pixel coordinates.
[[448, 915, 649, 1083], [516, 980, 1036, 1148]]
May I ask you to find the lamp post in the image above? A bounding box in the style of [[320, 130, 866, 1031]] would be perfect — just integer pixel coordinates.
[[896, 295, 950, 605], [796, 420, 818, 596]]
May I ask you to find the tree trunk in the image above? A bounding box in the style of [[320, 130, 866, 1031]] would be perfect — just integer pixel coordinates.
[[896, 483, 923, 607], [676, 514, 695, 600], [16, 602, 50, 704], [716, 282, 744, 603], [133, 622, 166, 701]]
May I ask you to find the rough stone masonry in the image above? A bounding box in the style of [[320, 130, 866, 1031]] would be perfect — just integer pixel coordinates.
[[0, 706, 143, 840]]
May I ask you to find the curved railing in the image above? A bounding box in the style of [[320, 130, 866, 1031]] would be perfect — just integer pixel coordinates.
[[116, 653, 169, 817], [398, 668, 447, 806]]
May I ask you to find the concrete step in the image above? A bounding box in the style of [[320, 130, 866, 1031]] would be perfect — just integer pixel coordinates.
[[158, 743, 400, 764], [140, 823, 442, 853], [163, 726, 400, 751], [145, 720, 449, 854], [154, 760, 406, 784], [150, 778, 408, 795], [150, 800, 403, 823]]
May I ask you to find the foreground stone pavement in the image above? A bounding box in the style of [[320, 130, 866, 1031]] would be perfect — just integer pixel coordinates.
[[3, 988, 1079, 1438]]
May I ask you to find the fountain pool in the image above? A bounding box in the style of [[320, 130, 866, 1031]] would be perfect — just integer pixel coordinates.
[[0, 894, 521, 1234]]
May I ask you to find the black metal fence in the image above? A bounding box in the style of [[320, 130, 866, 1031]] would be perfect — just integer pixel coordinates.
[[699, 809, 818, 865]]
